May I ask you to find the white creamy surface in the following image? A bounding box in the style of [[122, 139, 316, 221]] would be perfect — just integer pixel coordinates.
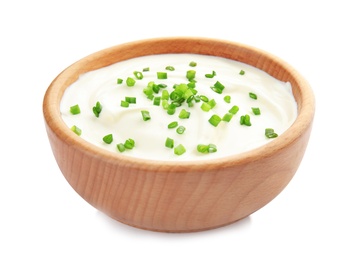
[[60, 54, 297, 161]]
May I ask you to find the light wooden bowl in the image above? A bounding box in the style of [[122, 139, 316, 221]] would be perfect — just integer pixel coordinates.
[[43, 37, 315, 232]]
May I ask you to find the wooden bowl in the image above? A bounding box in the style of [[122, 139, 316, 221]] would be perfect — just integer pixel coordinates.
[[43, 37, 315, 232]]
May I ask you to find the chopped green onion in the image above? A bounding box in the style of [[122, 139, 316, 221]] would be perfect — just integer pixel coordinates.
[[125, 96, 136, 104], [117, 143, 126, 152], [176, 125, 186, 134], [224, 95, 231, 103], [121, 100, 129, 108], [249, 92, 257, 100], [186, 70, 196, 81], [265, 128, 278, 138], [71, 125, 82, 136], [157, 72, 168, 79], [102, 134, 113, 144], [168, 121, 178, 129], [70, 104, 81, 115], [179, 109, 190, 119], [189, 61, 197, 67], [167, 104, 176, 115], [210, 81, 225, 94], [208, 144, 217, 153], [229, 105, 239, 115], [141, 110, 151, 121], [117, 78, 123, 84], [252, 107, 261, 115], [197, 144, 217, 154], [201, 102, 212, 112], [162, 100, 169, 110], [208, 114, 222, 127], [222, 113, 233, 122], [92, 101, 102, 117], [124, 138, 135, 149], [240, 114, 252, 126], [205, 71, 216, 78], [165, 137, 174, 149], [174, 144, 186, 155], [143, 67, 150, 72], [126, 77, 136, 87], [208, 99, 216, 109], [133, 71, 143, 79], [239, 70, 245, 75], [165, 66, 175, 71], [153, 97, 161, 106], [161, 90, 169, 100]]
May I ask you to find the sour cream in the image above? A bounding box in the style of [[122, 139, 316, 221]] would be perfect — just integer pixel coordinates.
[[60, 54, 297, 161]]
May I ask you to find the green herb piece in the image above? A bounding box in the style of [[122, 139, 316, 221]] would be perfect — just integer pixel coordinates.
[[208, 99, 216, 109], [222, 113, 233, 122], [162, 100, 169, 110], [141, 110, 151, 121], [125, 96, 136, 104], [117, 78, 123, 84], [121, 100, 129, 108], [224, 95, 231, 103], [157, 72, 168, 79], [102, 134, 113, 144], [168, 121, 178, 129], [200, 95, 209, 102], [179, 109, 190, 119], [70, 104, 81, 115], [92, 101, 102, 117], [265, 128, 278, 138], [186, 70, 196, 81], [197, 144, 217, 154], [117, 143, 126, 152], [143, 67, 150, 72], [240, 114, 252, 126], [239, 70, 245, 75], [252, 107, 261, 115], [153, 97, 161, 106], [133, 71, 143, 80], [165, 66, 175, 71], [229, 105, 239, 115], [208, 144, 217, 153], [189, 61, 197, 67], [165, 137, 174, 149], [124, 138, 135, 149], [205, 71, 216, 78], [208, 114, 222, 127], [249, 92, 257, 100], [201, 102, 211, 112], [174, 144, 186, 155], [167, 103, 176, 115], [210, 81, 225, 94], [126, 77, 136, 87], [176, 125, 186, 134], [161, 90, 169, 100], [71, 125, 82, 136]]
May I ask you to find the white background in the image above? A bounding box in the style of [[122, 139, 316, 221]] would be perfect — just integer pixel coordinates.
[[1, 0, 341, 259]]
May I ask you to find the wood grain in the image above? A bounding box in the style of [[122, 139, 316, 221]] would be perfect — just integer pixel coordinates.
[[43, 37, 315, 232]]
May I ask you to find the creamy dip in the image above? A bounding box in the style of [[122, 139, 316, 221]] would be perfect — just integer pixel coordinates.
[[60, 54, 297, 161]]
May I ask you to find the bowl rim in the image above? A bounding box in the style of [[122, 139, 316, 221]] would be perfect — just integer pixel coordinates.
[[43, 36, 315, 170]]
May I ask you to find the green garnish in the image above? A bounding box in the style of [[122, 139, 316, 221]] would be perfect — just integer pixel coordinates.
[[141, 110, 151, 121], [143, 67, 150, 72], [165, 137, 174, 149], [120, 100, 129, 108], [124, 138, 135, 149], [186, 70, 196, 81], [153, 97, 161, 106], [229, 105, 239, 115], [165, 66, 175, 71], [102, 134, 113, 144], [189, 61, 197, 67], [239, 70, 245, 75], [168, 121, 178, 129], [167, 103, 176, 115], [70, 104, 81, 115], [176, 125, 186, 134], [210, 81, 225, 94], [197, 144, 217, 154], [133, 71, 143, 80], [71, 125, 82, 136], [205, 71, 216, 78], [125, 96, 136, 104], [252, 107, 261, 115], [240, 114, 252, 126], [117, 143, 126, 152], [92, 101, 102, 117], [201, 102, 211, 112], [208, 99, 216, 109], [223, 95, 231, 103], [157, 72, 168, 79], [200, 95, 209, 102], [126, 77, 136, 87], [265, 128, 278, 138], [208, 114, 222, 127], [179, 109, 190, 119], [249, 92, 257, 100], [161, 90, 169, 100], [117, 78, 123, 84], [222, 113, 233, 122], [174, 144, 186, 155]]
